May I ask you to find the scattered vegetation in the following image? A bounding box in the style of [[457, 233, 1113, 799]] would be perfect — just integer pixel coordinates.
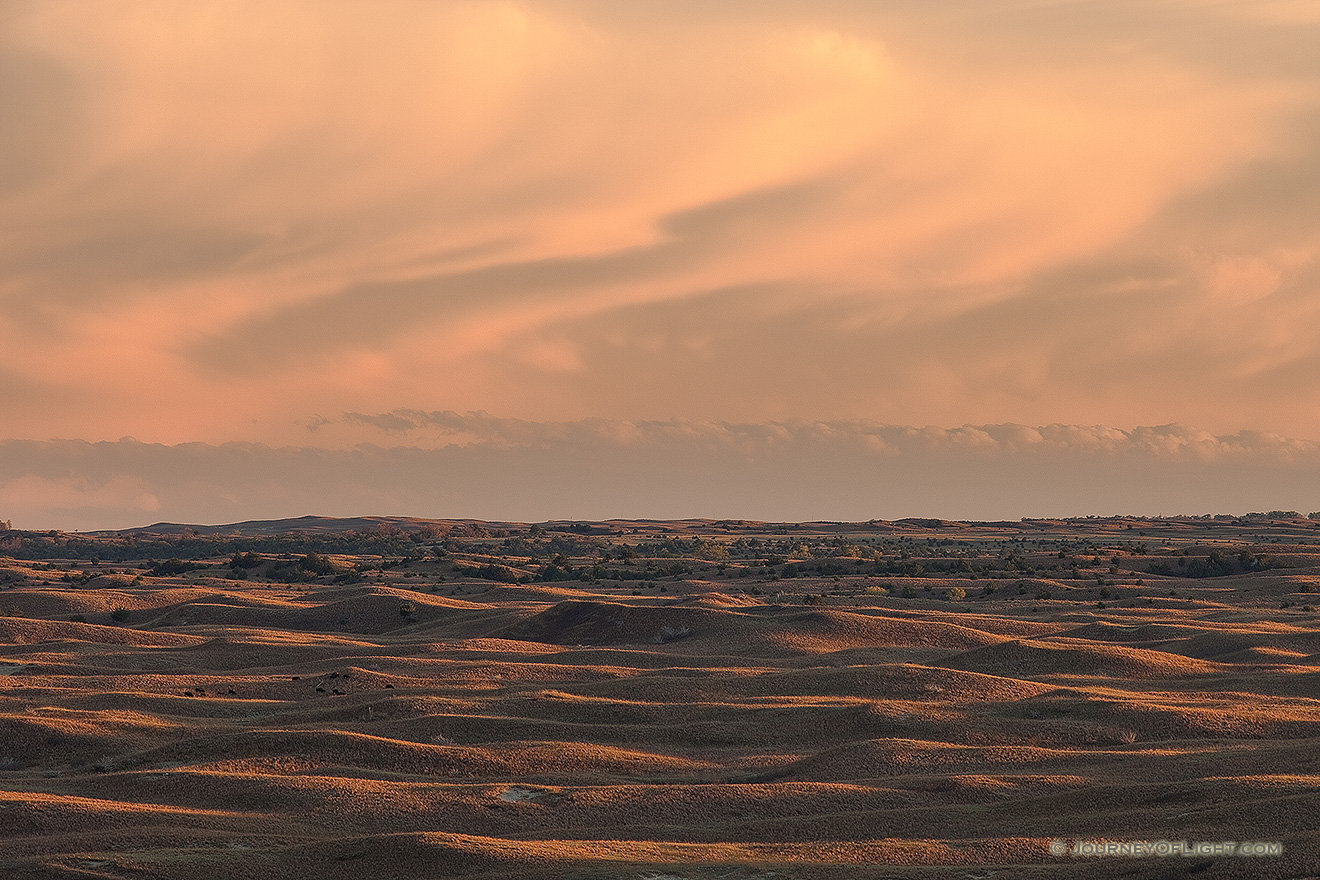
[[0, 516, 1311, 620]]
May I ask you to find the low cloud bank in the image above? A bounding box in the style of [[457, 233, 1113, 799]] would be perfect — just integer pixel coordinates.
[[340, 412, 1320, 460], [2, 419, 1319, 531]]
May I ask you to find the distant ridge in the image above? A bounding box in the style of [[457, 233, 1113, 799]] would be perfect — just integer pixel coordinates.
[[84, 512, 1320, 539], [101, 516, 757, 538], [96, 515, 951, 538], [99, 515, 497, 537]]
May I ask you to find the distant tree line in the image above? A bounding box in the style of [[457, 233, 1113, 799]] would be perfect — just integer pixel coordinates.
[[1147, 549, 1277, 578], [0, 527, 438, 562]]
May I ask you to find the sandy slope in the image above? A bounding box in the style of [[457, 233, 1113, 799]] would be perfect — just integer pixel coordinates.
[[3, 520, 1320, 878]]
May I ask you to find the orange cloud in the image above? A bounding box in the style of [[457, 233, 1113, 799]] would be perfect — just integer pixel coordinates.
[[0, 1, 1317, 447]]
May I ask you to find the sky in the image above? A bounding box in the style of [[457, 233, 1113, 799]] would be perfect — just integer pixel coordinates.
[[2, 0, 1320, 529]]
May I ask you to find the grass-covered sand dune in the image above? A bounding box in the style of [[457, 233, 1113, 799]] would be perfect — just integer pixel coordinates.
[[2, 514, 1319, 878]]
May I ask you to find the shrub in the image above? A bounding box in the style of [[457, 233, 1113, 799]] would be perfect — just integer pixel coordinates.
[[299, 553, 337, 576], [229, 551, 263, 569], [944, 587, 966, 602], [151, 558, 200, 576], [456, 562, 525, 583], [109, 607, 131, 623]]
